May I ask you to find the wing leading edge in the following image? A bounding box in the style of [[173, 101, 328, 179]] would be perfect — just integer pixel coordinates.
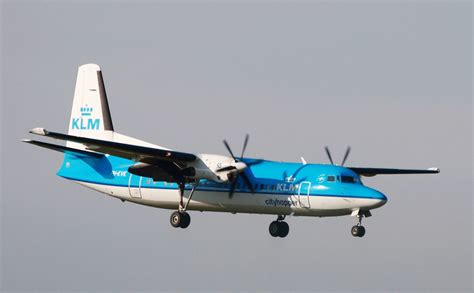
[[349, 167, 440, 177]]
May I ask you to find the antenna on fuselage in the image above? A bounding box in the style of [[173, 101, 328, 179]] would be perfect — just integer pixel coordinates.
[[300, 157, 307, 165]]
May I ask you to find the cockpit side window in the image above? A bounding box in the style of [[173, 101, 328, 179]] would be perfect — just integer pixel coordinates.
[[327, 175, 336, 182]]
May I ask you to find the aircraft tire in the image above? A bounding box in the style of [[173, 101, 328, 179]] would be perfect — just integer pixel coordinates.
[[170, 211, 183, 228], [180, 212, 191, 229], [278, 221, 289, 238], [351, 225, 366, 237], [351, 225, 359, 237], [269, 221, 280, 237]]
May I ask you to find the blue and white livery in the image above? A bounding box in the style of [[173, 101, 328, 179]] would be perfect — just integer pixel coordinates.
[[24, 64, 440, 238]]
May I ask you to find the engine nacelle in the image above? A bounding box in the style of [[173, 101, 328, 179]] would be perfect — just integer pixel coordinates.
[[128, 154, 238, 183], [128, 162, 177, 182], [192, 168, 224, 182], [189, 153, 237, 182]]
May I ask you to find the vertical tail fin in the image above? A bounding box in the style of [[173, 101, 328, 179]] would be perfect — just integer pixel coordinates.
[[67, 64, 114, 149]]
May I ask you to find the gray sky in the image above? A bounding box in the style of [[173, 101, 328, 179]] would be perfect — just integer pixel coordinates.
[[1, 1, 472, 292]]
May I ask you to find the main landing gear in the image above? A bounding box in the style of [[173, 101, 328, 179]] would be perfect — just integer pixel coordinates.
[[170, 181, 198, 229], [269, 215, 289, 238], [170, 210, 190, 228], [351, 213, 366, 237]]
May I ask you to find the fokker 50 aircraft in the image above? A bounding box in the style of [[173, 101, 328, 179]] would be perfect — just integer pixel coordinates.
[[24, 64, 440, 238]]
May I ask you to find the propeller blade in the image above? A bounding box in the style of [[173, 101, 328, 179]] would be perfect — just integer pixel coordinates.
[[229, 178, 238, 198], [325, 146, 334, 165], [241, 172, 255, 194], [341, 146, 351, 166], [240, 134, 249, 160], [223, 139, 237, 161]]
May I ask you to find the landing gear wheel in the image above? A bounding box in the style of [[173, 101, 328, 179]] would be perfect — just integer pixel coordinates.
[[351, 225, 366, 237], [170, 211, 191, 229], [180, 212, 191, 229], [269, 221, 290, 238], [278, 221, 289, 238], [269, 221, 280, 237], [170, 211, 183, 228]]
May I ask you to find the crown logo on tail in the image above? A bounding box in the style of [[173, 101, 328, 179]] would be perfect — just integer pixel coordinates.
[[80, 105, 93, 116]]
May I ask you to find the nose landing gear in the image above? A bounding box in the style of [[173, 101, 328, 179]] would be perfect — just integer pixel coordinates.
[[351, 224, 365, 237], [269, 215, 289, 238], [351, 213, 367, 237]]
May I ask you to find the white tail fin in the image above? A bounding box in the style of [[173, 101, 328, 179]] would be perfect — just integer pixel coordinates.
[[66, 64, 169, 151], [67, 64, 114, 149]]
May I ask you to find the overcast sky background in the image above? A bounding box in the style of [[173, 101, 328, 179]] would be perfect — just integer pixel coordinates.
[[1, 1, 472, 292]]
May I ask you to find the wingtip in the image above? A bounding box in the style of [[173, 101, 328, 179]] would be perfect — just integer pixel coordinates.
[[428, 167, 440, 173], [29, 127, 47, 136], [21, 139, 32, 143]]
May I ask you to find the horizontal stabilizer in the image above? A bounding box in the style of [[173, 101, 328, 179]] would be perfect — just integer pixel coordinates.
[[22, 139, 104, 158], [349, 167, 440, 177], [29, 128, 197, 164]]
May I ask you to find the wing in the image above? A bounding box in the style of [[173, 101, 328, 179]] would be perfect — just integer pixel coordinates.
[[22, 139, 104, 158], [349, 167, 440, 177], [29, 127, 196, 165]]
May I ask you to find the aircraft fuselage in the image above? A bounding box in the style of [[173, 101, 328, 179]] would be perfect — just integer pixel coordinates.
[[57, 154, 387, 217]]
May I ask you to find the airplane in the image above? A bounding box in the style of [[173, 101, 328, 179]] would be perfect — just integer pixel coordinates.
[[23, 64, 440, 238]]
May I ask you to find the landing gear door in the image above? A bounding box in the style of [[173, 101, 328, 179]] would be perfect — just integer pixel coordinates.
[[297, 181, 311, 208], [128, 174, 142, 199]]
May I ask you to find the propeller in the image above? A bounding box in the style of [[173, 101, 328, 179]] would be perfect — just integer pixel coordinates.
[[325, 146, 351, 166], [220, 134, 261, 198], [324, 146, 334, 165], [340, 146, 351, 166]]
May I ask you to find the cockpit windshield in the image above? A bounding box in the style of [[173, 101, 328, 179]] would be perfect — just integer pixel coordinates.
[[341, 175, 356, 183], [323, 174, 361, 184]]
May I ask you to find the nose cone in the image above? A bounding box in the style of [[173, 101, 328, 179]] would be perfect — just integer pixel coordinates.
[[368, 188, 388, 209]]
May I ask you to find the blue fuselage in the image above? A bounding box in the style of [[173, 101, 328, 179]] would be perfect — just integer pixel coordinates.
[[57, 153, 387, 216]]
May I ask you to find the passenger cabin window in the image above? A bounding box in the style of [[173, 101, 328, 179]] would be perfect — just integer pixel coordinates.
[[341, 175, 356, 183], [327, 176, 336, 182]]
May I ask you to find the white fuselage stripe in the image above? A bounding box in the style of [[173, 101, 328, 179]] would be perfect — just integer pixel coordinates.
[[72, 179, 385, 217]]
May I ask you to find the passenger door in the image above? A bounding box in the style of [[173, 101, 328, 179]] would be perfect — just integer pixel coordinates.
[[128, 174, 142, 199], [297, 181, 311, 208]]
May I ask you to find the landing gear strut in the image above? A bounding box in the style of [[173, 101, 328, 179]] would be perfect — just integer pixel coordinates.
[[170, 181, 198, 229], [351, 214, 366, 237], [269, 215, 289, 238]]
